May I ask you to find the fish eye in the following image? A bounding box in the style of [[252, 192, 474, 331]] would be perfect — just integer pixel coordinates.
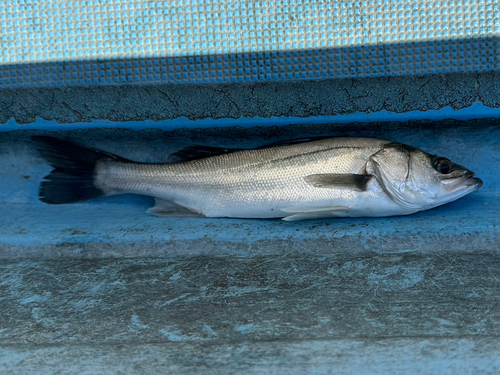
[[433, 157, 452, 174]]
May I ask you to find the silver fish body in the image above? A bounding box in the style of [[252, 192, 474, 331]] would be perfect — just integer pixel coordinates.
[[33, 136, 483, 221]]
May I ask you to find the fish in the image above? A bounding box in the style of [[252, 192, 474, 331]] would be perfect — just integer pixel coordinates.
[[31, 136, 483, 221]]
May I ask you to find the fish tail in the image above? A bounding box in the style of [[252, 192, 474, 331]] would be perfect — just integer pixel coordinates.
[[31, 136, 126, 204]]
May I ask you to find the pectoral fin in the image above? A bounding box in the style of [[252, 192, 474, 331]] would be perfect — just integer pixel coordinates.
[[147, 199, 205, 218], [304, 174, 373, 191], [281, 206, 350, 221]]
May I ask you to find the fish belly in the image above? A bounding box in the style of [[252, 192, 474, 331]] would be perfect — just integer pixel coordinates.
[[168, 178, 406, 219]]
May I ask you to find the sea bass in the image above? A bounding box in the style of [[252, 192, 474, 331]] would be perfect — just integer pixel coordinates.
[[32, 136, 482, 221]]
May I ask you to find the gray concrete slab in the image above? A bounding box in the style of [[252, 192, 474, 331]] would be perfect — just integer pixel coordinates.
[[0, 254, 499, 374]]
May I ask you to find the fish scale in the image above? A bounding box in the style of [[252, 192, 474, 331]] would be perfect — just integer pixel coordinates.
[[96, 138, 395, 218]]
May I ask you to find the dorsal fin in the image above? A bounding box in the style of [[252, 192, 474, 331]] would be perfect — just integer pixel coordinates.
[[168, 146, 243, 163], [256, 136, 333, 149], [168, 136, 335, 163]]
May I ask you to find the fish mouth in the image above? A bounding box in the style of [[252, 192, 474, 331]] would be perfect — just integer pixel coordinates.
[[443, 171, 483, 194], [461, 171, 483, 188], [454, 172, 483, 192], [464, 171, 475, 179], [434, 173, 483, 207], [464, 177, 483, 190]]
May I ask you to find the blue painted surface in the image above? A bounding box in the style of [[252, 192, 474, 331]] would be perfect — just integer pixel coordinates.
[[0, 123, 498, 256]]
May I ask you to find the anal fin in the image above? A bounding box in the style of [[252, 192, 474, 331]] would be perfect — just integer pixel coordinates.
[[147, 199, 205, 218], [281, 206, 350, 221]]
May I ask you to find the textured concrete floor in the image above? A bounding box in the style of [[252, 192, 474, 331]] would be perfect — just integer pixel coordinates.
[[1, 72, 500, 374], [1, 254, 499, 374]]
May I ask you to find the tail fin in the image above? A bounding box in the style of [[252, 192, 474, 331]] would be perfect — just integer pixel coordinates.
[[32, 136, 126, 204]]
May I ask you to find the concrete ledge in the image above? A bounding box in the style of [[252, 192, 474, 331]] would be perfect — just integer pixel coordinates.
[[1, 254, 499, 374], [1, 72, 499, 124], [2, 337, 500, 375]]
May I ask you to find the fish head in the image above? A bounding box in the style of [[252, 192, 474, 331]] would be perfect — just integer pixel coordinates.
[[367, 142, 483, 212]]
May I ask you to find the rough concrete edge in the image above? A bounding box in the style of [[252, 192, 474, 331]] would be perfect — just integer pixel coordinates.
[[1, 337, 499, 375], [3, 117, 500, 144], [1, 72, 498, 124], [1, 233, 498, 260]]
